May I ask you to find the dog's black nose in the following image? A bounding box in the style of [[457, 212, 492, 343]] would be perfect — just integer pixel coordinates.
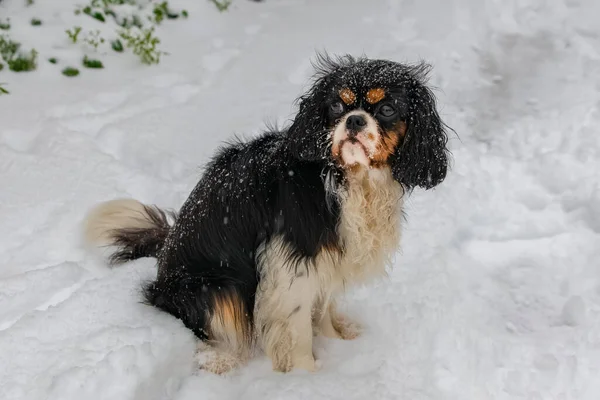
[[346, 115, 367, 132]]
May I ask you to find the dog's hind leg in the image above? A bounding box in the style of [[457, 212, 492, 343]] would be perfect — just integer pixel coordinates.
[[144, 275, 254, 374], [319, 300, 362, 340]]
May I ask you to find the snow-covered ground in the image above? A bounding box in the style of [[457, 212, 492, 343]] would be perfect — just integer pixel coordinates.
[[1, 0, 600, 399]]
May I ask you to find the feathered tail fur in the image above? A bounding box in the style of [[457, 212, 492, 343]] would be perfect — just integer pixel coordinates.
[[83, 199, 176, 265]]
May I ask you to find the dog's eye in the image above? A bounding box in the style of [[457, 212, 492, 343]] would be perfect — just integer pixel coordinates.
[[378, 104, 397, 118], [330, 102, 345, 116]]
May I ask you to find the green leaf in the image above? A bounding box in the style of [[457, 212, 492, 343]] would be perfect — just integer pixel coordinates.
[[91, 12, 106, 23], [111, 39, 123, 52], [82, 56, 104, 68], [62, 67, 80, 77], [31, 19, 42, 26], [48, 57, 58, 64]]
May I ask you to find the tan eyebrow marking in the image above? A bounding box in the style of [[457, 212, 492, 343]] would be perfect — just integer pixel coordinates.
[[366, 88, 385, 104], [339, 88, 356, 105]]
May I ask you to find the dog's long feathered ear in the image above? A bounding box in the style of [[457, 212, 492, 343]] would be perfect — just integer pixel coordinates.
[[391, 64, 449, 189], [287, 53, 357, 161]]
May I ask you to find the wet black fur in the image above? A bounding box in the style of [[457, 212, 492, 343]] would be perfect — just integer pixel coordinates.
[[117, 54, 450, 343]]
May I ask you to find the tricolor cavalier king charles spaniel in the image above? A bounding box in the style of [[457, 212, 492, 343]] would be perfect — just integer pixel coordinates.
[[84, 54, 450, 374]]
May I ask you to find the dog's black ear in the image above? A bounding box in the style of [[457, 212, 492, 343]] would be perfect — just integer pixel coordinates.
[[286, 90, 328, 161], [391, 65, 449, 189], [287, 53, 357, 161]]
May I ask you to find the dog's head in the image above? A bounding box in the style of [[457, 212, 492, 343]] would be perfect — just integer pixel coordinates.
[[288, 54, 450, 189]]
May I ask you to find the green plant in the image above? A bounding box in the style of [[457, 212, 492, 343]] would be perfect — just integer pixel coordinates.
[[104, 9, 117, 19], [48, 57, 58, 64], [152, 2, 180, 24], [118, 15, 143, 29], [0, 83, 8, 95], [92, 0, 136, 6], [0, 62, 4, 71], [31, 19, 42, 26], [0, 19, 10, 31], [92, 11, 106, 22], [26, 0, 35, 6], [152, 2, 168, 24], [7, 49, 38, 72], [66, 26, 82, 43], [182, 10, 189, 18], [62, 67, 80, 77], [83, 55, 103, 68], [111, 39, 123, 52], [210, 0, 232, 12], [0, 35, 36, 72], [80, 6, 106, 22], [119, 26, 163, 65], [0, 35, 20, 61], [84, 30, 105, 50], [91, 11, 106, 22]]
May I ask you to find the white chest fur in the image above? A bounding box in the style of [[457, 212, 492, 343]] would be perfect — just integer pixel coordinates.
[[334, 167, 403, 286], [256, 167, 403, 313]]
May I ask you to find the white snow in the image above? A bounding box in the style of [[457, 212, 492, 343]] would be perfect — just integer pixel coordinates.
[[1, 0, 600, 399]]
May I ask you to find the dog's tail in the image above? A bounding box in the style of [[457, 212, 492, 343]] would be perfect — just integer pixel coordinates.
[[83, 199, 176, 265]]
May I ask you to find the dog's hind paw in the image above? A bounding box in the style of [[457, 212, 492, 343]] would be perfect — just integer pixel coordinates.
[[332, 315, 362, 340], [195, 342, 241, 375]]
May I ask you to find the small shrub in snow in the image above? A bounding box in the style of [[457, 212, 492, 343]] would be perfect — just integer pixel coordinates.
[[210, 0, 232, 12], [83, 30, 105, 50], [0, 35, 19, 60], [7, 49, 37, 72], [0, 83, 7, 95], [30, 18, 42, 26], [0, 35, 37, 72], [119, 26, 162, 65], [0, 19, 10, 31], [152, 1, 180, 24], [66, 27, 82, 43]]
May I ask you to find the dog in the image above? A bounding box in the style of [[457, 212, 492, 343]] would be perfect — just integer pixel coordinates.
[[84, 54, 450, 374]]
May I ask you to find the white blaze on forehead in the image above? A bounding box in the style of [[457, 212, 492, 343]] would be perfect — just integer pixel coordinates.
[[332, 110, 380, 167]]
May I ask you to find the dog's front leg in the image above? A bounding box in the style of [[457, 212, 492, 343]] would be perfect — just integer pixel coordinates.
[[255, 264, 317, 372]]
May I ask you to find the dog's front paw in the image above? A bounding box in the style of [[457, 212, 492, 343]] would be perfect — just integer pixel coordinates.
[[271, 351, 293, 373], [293, 354, 319, 372], [332, 315, 362, 340]]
